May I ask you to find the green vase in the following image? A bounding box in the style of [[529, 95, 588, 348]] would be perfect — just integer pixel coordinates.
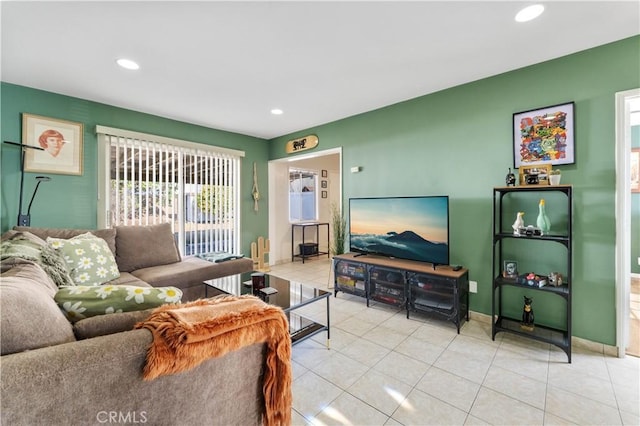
[[536, 199, 551, 235]]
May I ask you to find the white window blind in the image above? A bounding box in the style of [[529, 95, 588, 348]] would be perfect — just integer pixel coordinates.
[[96, 126, 243, 256]]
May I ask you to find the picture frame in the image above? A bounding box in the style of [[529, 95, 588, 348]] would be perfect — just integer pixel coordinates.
[[519, 164, 551, 186], [23, 113, 83, 176], [321, 190, 327, 199], [321, 169, 328, 178], [321, 180, 327, 189], [503, 260, 518, 279], [631, 148, 640, 193], [513, 102, 575, 168]]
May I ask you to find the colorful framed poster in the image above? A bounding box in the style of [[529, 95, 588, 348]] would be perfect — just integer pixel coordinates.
[[23, 113, 84, 175], [513, 102, 575, 168]]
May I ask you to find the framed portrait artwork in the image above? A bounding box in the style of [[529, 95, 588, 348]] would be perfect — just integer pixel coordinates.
[[321, 169, 328, 178], [513, 102, 575, 168], [22, 113, 84, 175]]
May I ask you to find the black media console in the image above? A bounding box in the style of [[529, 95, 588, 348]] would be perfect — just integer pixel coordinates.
[[333, 253, 469, 332]]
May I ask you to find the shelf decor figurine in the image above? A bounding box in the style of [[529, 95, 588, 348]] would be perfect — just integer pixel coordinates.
[[536, 199, 551, 235], [521, 296, 535, 331], [512, 211, 525, 235], [506, 168, 516, 186]]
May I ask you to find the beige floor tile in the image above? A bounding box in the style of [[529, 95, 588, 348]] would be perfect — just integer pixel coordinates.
[[433, 348, 491, 384], [291, 408, 310, 426], [620, 409, 640, 426], [482, 365, 547, 409], [493, 346, 549, 382], [542, 412, 577, 425], [372, 350, 431, 387], [547, 363, 618, 408], [464, 414, 491, 425], [394, 335, 446, 365], [292, 370, 343, 419], [446, 334, 499, 362], [545, 385, 623, 425], [470, 387, 545, 425], [309, 391, 390, 425], [613, 380, 640, 416], [415, 366, 481, 412], [347, 369, 413, 416], [410, 322, 457, 348], [275, 260, 633, 425], [391, 388, 468, 425], [361, 324, 409, 350], [308, 350, 370, 390], [310, 328, 358, 352], [339, 337, 391, 367]]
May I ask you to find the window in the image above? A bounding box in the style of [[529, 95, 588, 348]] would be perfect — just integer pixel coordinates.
[[96, 126, 243, 256], [289, 169, 317, 222]]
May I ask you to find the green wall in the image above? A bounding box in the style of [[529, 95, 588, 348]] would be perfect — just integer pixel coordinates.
[[269, 36, 640, 346], [0, 83, 269, 254]]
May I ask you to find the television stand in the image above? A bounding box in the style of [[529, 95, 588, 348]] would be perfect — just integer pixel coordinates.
[[333, 253, 469, 332]]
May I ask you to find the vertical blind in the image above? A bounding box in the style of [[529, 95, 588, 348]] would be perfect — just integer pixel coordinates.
[[96, 126, 243, 256]]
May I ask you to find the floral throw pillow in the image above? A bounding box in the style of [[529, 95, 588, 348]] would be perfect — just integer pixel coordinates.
[[55, 284, 182, 323], [47, 232, 120, 286]]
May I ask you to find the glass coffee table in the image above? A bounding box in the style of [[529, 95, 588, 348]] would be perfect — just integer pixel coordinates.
[[205, 272, 330, 347]]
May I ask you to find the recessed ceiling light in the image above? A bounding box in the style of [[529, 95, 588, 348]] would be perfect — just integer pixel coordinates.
[[515, 4, 545, 23], [116, 58, 140, 70], [271, 109, 283, 115]]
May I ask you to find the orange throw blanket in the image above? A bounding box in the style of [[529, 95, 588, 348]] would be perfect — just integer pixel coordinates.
[[136, 295, 292, 426]]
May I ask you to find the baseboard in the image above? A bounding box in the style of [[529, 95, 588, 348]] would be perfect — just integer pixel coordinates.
[[469, 310, 617, 356]]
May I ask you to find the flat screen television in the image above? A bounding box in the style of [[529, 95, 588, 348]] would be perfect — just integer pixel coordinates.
[[349, 196, 449, 266]]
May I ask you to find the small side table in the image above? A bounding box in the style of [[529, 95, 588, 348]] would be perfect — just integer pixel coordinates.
[[291, 222, 330, 263]]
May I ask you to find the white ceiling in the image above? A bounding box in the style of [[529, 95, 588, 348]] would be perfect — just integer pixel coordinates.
[[2, 1, 639, 140]]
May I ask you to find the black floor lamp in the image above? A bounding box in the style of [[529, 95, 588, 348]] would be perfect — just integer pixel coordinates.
[[3, 140, 51, 226]]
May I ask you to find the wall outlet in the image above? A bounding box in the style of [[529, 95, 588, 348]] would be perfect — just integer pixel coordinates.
[[637, 257, 640, 266], [469, 280, 478, 293]]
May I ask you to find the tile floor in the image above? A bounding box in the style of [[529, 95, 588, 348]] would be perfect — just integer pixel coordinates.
[[269, 257, 640, 426]]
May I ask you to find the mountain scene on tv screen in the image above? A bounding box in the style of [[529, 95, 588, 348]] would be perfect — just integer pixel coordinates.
[[351, 230, 448, 264]]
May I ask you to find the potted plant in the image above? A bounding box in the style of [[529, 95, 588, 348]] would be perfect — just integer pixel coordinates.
[[328, 203, 346, 289], [549, 169, 562, 185], [330, 203, 346, 256]]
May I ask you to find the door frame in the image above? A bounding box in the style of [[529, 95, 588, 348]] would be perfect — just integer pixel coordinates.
[[615, 88, 639, 357]]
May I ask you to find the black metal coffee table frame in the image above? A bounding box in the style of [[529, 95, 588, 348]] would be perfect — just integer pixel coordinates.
[[205, 273, 330, 348]]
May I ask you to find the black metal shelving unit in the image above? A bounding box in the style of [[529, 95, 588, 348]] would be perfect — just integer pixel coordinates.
[[492, 185, 573, 362]]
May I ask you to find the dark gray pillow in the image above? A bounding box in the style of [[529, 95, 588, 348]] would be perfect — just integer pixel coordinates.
[[115, 223, 181, 272], [0, 263, 76, 355]]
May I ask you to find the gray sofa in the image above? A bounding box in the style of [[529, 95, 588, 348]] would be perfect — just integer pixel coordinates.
[[14, 223, 254, 301], [0, 260, 267, 425], [0, 224, 271, 425]]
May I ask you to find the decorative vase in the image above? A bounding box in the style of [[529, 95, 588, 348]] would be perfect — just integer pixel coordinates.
[[536, 199, 551, 235], [549, 174, 561, 185]]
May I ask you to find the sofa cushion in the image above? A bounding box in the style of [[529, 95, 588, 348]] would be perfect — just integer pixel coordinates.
[[131, 256, 253, 289], [1, 230, 74, 287], [115, 223, 181, 272], [14, 226, 117, 255], [73, 309, 154, 340], [0, 262, 76, 355], [107, 271, 152, 287], [47, 232, 120, 286], [54, 285, 182, 323]]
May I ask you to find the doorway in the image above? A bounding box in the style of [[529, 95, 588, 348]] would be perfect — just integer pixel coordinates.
[[268, 148, 342, 265], [615, 88, 640, 358]]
